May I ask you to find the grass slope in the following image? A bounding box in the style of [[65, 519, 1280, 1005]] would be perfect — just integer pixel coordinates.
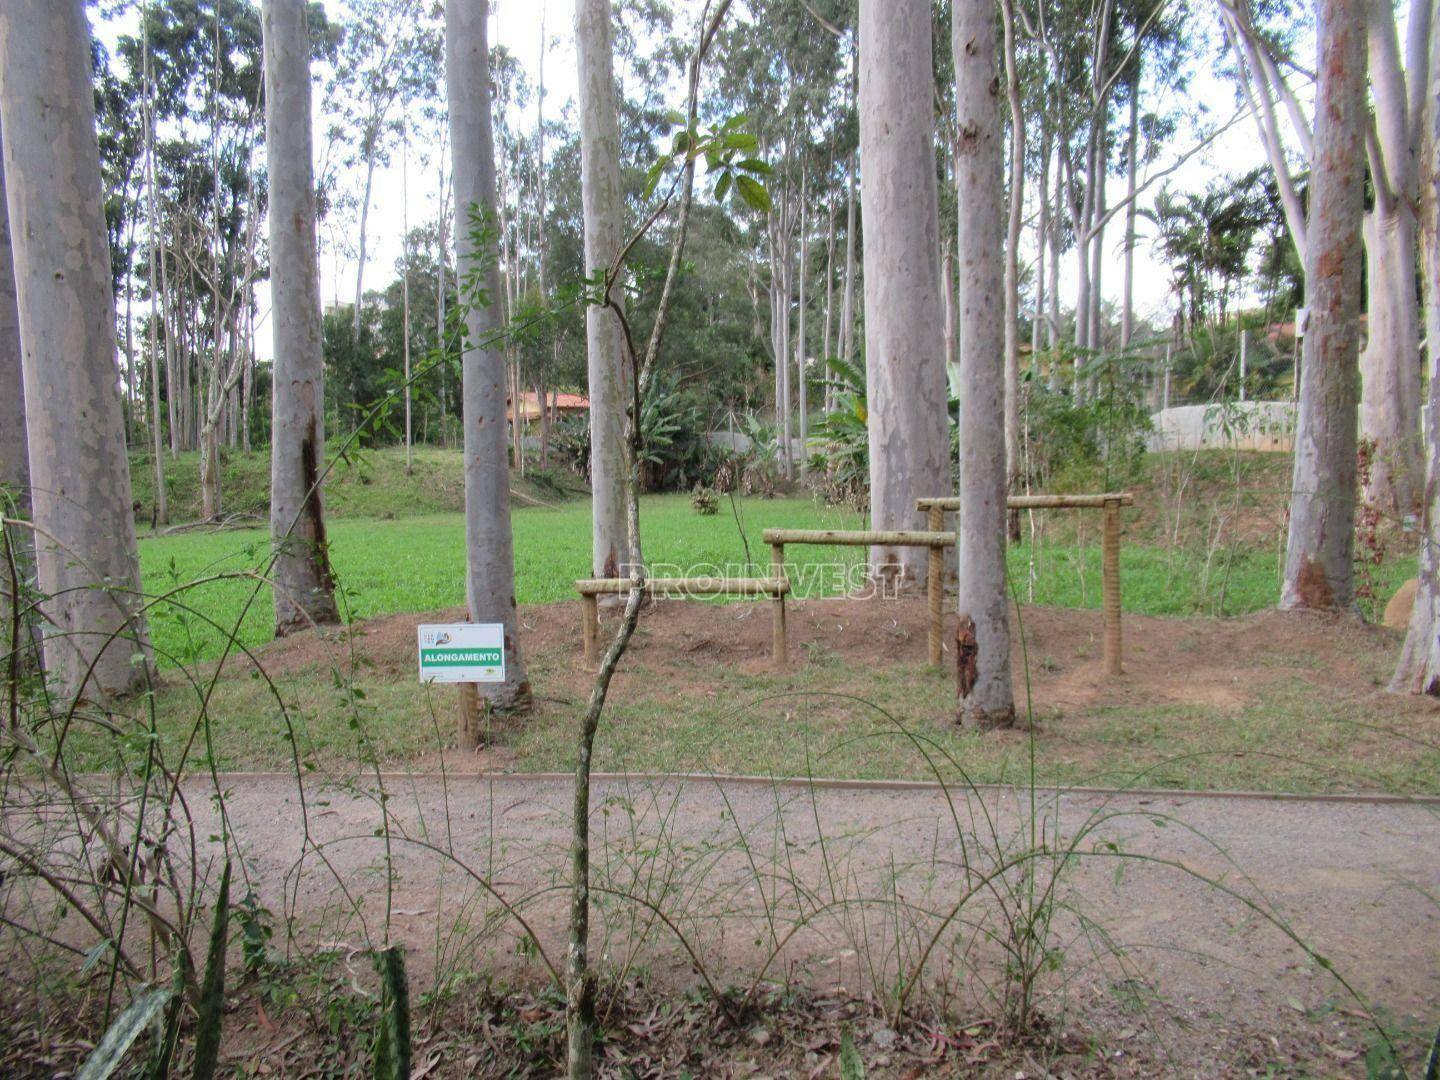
[[129, 446, 585, 525]]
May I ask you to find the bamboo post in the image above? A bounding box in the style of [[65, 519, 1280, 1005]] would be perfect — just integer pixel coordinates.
[[927, 505, 944, 665], [581, 593, 599, 669], [771, 542, 787, 671], [1102, 497, 1122, 676], [457, 683, 487, 750]]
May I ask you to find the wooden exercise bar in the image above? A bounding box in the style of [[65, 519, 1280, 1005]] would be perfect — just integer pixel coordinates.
[[575, 577, 790, 596], [916, 492, 1135, 511], [918, 492, 1131, 676], [762, 527, 956, 669], [575, 576, 790, 671]]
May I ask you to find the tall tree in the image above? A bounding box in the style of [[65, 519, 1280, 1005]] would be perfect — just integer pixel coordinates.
[[330, 0, 438, 338], [1222, 0, 1429, 514], [1279, 0, 1366, 611], [263, 0, 340, 635], [857, 0, 949, 588], [576, 0, 633, 579], [1390, 9, 1440, 692], [1000, 0, 1024, 514], [447, 0, 532, 714], [140, 13, 167, 526], [0, 0, 152, 699], [0, 126, 35, 661], [953, 0, 1015, 726]]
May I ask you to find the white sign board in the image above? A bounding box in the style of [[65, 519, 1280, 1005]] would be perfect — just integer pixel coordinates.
[[417, 623, 505, 683]]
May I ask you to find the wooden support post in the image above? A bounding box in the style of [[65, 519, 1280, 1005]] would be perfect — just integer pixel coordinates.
[[1102, 497, 1122, 676], [927, 505, 944, 665], [771, 542, 787, 671], [457, 683, 488, 750], [581, 592, 599, 669]]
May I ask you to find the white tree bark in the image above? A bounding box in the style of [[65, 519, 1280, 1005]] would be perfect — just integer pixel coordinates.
[[1280, 0, 1366, 612], [0, 125, 36, 658], [142, 19, 168, 526], [1358, 0, 1425, 514], [263, 0, 341, 636], [576, 0, 633, 578], [447, 0, 531, 711], [953, 0, 1015, 726], [0, 0, 153, 700], [839, 150, 858, 370], [858, 0, 950, 588], [796, 172, 809, 474], [1000, 0, 1024, 520], [1120, 85, 1139, 349], [1390, 7, 1440, 692]]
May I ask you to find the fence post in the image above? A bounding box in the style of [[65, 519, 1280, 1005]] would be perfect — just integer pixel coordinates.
[[1102, 498, 1122, 676], [771, 543, 788, 671], [927, 505, 944, 665], [581, 592, 599, 669]]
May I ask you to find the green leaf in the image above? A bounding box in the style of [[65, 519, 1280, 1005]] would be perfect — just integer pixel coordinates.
[[735, 175, 772, 213], [642, 158, 669, 201], [838, 1028, 866, 1080], [372, 946, 411, 1080], [722, 131, 759, 151], [191, 859, 232, 1080], [713, 171, 733, 204], [76, 987, 174, 1080], [737, 157, 772, 175]]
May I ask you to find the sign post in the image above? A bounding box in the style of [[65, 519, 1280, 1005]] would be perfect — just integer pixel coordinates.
[[420, 623, 505, 750]]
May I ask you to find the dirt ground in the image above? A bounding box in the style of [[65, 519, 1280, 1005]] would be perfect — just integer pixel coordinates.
[[155, 772, 1440, 1076], [237, 593, 1438, 788]]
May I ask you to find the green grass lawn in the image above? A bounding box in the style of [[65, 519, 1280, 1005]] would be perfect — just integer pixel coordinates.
[[139, 493, 1414, 667], [99, 451, 1432, 794], [140, 495, 870, 665]]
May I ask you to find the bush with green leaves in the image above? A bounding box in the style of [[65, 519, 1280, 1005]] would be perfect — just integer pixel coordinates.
[[814, 357, 870, 509], [1024, 360, 1152, 491]]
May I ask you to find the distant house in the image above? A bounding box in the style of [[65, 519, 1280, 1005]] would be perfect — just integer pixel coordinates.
[[507, 391, 589, 427]]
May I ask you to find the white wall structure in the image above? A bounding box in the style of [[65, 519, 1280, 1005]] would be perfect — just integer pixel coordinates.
[[1147, 402, 1298, 453]]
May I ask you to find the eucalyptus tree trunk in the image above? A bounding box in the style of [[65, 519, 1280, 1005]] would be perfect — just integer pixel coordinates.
[[857, 0, 950, 589], [0, 130, 36, 659], [822, 191, 836, 366], [1120, 85, 1139, 349], [1390, 7, 1440, 692], [0, 0, 152, 700], [796, 174, 809, 473], [1000, 0, 1024, 529], [1036, 122, 1050, 356], [401, 112, 413, 475], [143, 41, 167, 526], [263, 0, 340, 636], [447, 0, 531, 713], [1358, 0, 1425, 515], [352, 157, 376, 338], [952, 0, 1014, 727], [839, 150, 858, 370], [576, 0, 633, 579], [1280, 0, 1366, 612]]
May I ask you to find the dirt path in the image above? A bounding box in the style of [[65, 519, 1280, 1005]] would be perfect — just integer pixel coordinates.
[[203, 771, 1438, 1073]]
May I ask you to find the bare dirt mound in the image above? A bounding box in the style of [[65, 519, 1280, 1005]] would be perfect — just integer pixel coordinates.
[[247, 593, 1427, 719]]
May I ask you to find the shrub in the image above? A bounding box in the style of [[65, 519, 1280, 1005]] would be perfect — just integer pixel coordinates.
[[690, 485, 720, 515]]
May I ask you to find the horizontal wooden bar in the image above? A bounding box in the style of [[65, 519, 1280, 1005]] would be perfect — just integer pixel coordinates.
[[917, 492, 1134, 511], [760, 528, 956, 548], [575, 576, 790, 596]]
